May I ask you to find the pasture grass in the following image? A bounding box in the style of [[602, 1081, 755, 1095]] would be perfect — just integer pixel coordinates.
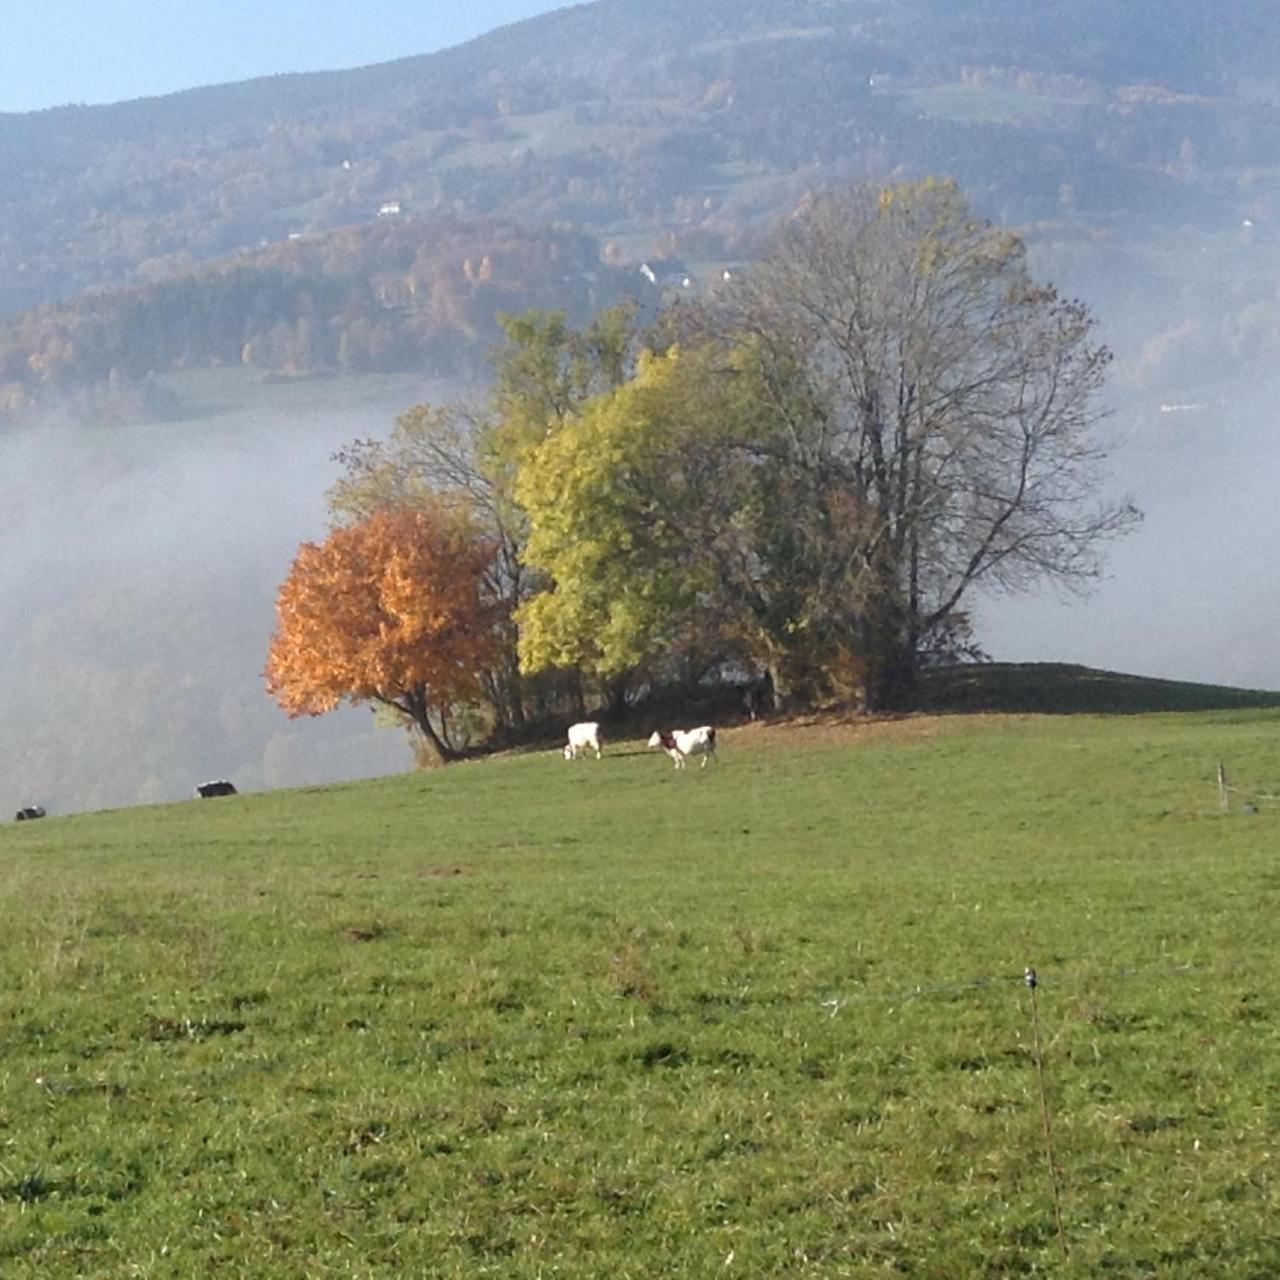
[[901, 83, 1085, 128], [921, 661, 1280, 715], [156, 367, 449, 423], [1, 704, 1279, 1275]]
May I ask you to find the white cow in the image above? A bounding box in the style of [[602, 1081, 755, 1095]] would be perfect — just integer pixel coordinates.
[[648, 726, 717, 769], [564, 721, 603, 760]]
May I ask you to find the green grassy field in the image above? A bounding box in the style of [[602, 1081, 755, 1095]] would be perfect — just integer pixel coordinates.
[[898, 83, 1085, 128], [2, 703, 1278, 1276], [158, 367, 452, 422]]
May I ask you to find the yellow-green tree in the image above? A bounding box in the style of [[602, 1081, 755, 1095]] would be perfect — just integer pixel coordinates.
[[515, 344, 761, 687], [517, 181, 1137, 709], [327, 303, 647, 724]]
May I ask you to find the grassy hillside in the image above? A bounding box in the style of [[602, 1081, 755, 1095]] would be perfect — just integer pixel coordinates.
[[2, 708, 1278, 1275], [921, 661, 1280, 714]]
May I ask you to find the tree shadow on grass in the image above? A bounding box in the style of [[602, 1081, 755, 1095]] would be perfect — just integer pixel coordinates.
[[919, 662, 1280, 716]]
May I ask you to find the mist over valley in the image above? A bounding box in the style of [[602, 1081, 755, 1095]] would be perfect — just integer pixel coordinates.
[[2, 373, 463, 813], [3, 0, 1278, 813]]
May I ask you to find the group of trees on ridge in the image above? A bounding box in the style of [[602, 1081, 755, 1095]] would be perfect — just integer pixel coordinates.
[[264, 181, 1137, 758]]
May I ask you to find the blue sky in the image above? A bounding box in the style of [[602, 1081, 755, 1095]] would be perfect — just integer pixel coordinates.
[[0, 1, 571, 113]]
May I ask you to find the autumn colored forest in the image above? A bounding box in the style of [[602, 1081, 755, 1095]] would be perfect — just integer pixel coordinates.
[[4, 0, 1280, 429], [0, 218, 619, 423]]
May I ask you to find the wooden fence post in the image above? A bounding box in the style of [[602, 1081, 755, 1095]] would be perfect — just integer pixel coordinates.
[[1025, 966, 1068, 1262]]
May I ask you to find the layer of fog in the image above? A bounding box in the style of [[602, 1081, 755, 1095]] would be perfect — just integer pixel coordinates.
[[976, 388, 1280, 691], [0, 374, 466, 817], [4, 329, 1276, 821]]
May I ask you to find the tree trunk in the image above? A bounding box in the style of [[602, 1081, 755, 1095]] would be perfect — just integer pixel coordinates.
[[414, 709, 462, 762], [859, 615, 917, 711], [387, 688, 463, 763], [505, 664, 527, 728], [766, 645, 821, 711], [604, 674, 630, 718]]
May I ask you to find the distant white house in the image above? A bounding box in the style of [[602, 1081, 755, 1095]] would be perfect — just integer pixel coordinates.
[[638, 258, 694, 289], [377, 200, 404, 218]]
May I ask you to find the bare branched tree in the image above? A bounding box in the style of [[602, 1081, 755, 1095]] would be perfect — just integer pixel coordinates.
[[712, 179, 1140, 707]]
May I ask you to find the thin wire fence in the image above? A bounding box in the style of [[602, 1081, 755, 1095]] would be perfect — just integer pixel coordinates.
[[1217, 761, 1280, 807], [818, 958, 1205, 1016], [1222, 783, 1280, 802]]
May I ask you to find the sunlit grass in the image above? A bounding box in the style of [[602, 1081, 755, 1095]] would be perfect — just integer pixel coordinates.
[[1, 706, 1277, 1274], [901, 83, 1086, 127]]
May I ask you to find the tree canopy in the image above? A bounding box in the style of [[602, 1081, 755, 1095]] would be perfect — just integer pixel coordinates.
[[514, 180, 1139, 707], [517, 347, 717, 679], [297, 180, 1137, 742], [264, 507, 497, 760], [325, 304, 648, 730]]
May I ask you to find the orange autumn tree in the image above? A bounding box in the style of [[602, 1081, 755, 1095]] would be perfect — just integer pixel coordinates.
[[265, 507, 498, 762]]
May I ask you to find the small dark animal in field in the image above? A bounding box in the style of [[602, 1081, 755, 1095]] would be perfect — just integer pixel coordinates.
[[14, 806, 46, 821], [194, 780, 237, 799]]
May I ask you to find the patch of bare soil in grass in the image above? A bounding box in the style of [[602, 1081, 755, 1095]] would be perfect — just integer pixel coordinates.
[[342, 925, 387, 943], [723, 709, 1016, 753], [497, 705, 1038, 762]]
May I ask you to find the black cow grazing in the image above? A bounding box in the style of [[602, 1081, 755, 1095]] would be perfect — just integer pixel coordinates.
[[194, 780, 237, 799], [14, 806, 46, 821]]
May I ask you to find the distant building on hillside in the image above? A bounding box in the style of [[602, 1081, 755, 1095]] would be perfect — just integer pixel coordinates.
[[377, 200, 404, 219], [638, 258, 694, 290]]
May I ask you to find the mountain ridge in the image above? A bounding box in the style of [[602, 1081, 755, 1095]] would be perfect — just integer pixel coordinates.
[[2, 0, 1278, 412]]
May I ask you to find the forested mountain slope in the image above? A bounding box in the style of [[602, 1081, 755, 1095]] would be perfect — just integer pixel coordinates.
[[2, 0, 1278, 404]]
